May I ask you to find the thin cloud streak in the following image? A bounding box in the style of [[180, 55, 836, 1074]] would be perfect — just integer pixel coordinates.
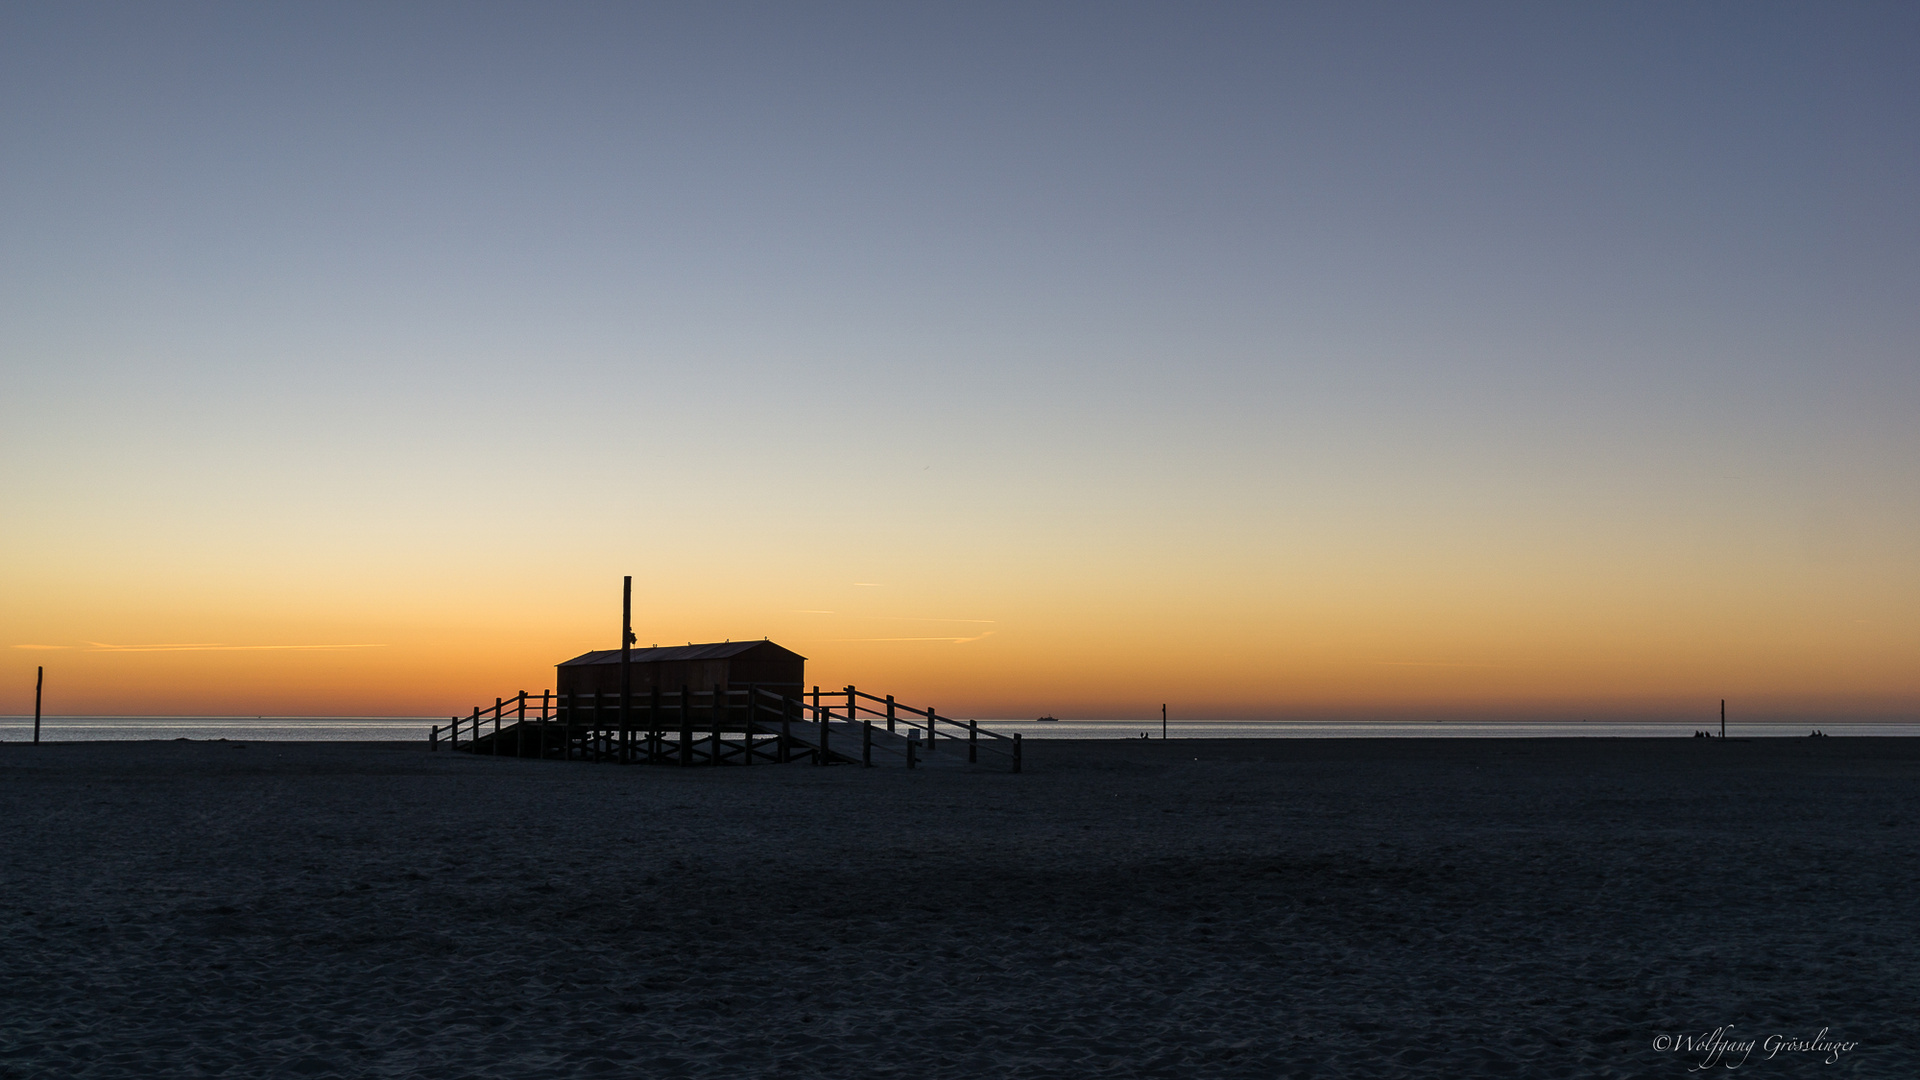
[[78, 642, 388, 653], [831, 631, 996, 645]]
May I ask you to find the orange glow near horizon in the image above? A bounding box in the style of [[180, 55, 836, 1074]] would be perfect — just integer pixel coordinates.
[[7, 537, 1916, 721]]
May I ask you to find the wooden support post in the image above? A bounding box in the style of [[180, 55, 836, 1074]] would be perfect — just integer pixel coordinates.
[[563, 692, 574, 761], [863, 720, 873, 767], [743, 683, 756, 765], [493, 697, 503, 754], [847, 684, 856, 724], [1721, 699, 1726, 740], [517, 691, 527, 758], [679, 685, 692, 767], [969, 719, 977, 764], [430, 724, 438, 751], [1013, 733, 1022, 774], [927, 707, 937, 752], [886, 694, 895, 733], [781, 696, 793, 763], [711, 686, 724, 767], [819, 696, 831, 765], [907, 737, 917, 770], [650, 685, 663, 766], [34, 666, 43, 745]]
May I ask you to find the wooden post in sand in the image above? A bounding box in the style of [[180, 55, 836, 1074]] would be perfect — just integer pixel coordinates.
[[1721, 699, 1726, 740], [969, 719, 978, 763], [1162, 703, 1167, 740], [1013, 733, 1022, 774], [886, 694, 895, 733], [34, 666, 43, 744]]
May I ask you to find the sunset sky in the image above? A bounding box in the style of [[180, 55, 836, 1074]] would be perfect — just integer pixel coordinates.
[[4, 3, 1916, 721]]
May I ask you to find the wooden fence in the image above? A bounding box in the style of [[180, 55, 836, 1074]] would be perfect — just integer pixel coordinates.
[[429, 684, 1020, 772]]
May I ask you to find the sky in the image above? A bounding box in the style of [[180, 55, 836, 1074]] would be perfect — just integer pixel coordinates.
[[3, 2, 1917, 721]]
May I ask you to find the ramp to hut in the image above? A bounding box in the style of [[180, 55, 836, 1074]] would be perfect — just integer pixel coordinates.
[[436, 686, 1019, 772]]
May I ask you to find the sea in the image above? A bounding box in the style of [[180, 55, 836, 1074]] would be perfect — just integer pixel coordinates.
[[2, 716, 1915, 741]]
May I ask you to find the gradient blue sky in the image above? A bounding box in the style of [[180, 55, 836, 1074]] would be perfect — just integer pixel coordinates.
[[4, 3, 1916, 718]]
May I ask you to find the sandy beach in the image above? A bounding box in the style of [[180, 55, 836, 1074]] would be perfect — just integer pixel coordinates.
[[1, 737, 1913, 1078]]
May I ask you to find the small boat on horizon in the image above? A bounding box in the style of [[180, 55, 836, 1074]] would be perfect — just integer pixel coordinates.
[[1035, 715, 1059, 722]]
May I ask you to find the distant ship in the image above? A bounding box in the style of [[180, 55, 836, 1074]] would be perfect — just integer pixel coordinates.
[[1035, 715, 1059, 722]]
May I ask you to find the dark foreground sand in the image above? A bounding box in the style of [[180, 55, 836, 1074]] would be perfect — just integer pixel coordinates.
[[1, 738, 1914, 1079]]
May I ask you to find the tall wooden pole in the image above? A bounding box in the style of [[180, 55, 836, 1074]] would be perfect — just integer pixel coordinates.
[[620, 575, 633, 761], [1162, 703, 1167, 740], [34, 666, 43, 745]]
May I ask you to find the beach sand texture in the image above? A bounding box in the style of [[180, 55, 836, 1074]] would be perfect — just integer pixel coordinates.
[[1, 737, 1913, 1078]]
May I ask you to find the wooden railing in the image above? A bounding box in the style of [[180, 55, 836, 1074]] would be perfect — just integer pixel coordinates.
[[428, 683, 1021, 771]]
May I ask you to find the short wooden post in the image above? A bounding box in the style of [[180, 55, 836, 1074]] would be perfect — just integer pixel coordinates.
[[969, 719, 977, 764], [907, 737, 917, 770], [819, 698, 831, 765], [862, 720, 873, 767], [847, 684, 856, 724], [35, 666, 44, 744], [1013, 732, 1022, 774], [493, 697, 503, 754], [429, 724, 438, 751], [927, 707, 937, 752], [886, 694, 895, 733]]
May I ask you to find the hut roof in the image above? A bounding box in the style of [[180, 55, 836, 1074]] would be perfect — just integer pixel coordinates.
[[558, 640, 806, 666]]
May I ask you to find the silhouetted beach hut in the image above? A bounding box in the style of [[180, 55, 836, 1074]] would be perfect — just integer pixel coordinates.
[[555, 640, 806, 698]]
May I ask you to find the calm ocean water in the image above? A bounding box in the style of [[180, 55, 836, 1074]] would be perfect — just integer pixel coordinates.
[[2, 716, 1915, 741]]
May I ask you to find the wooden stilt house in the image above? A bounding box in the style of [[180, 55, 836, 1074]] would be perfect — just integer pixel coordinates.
[[555, 640, 805, 698]]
